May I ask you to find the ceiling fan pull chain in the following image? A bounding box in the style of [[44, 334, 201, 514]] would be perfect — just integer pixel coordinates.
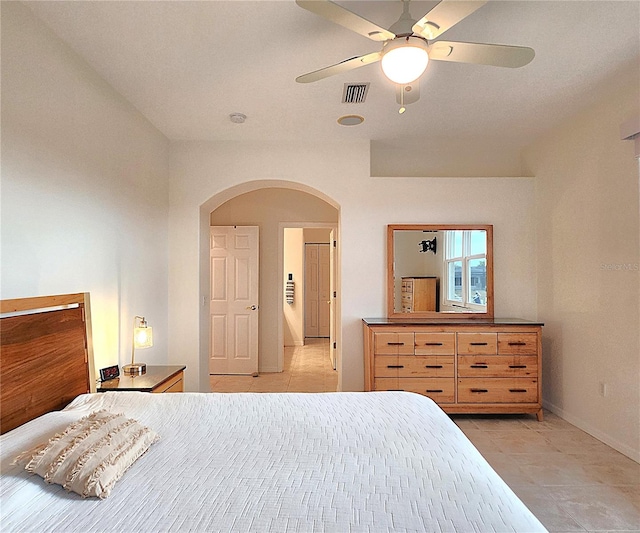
[[399, 84, 406, 114]]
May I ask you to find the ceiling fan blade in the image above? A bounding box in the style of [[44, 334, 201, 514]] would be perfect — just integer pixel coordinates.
[[396, 80, 420, 106], [296, 0, 395, 42], [413, 1, 487, 40], [296, 52, 382, 83], [428, 41, 535, 68]]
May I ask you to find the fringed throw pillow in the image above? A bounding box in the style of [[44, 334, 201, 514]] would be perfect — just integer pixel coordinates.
[[14, 410, 159, 499]]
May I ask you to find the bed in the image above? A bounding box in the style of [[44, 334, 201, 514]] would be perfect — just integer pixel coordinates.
[[0, 294, 546, 532]]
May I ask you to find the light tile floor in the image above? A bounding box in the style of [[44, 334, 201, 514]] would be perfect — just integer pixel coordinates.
[[210, 338, 338, 393], [453, 412, 640, 532], [210, 342, 638, 532]]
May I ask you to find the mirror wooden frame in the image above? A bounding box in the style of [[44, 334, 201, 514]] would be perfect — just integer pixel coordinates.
[[387, 224, 494, 319]]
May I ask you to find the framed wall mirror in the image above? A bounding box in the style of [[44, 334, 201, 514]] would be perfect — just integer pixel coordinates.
[[387, 224, 494, 319]]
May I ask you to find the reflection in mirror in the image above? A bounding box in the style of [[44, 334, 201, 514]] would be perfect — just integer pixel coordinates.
[[388, 224, 493, 318]]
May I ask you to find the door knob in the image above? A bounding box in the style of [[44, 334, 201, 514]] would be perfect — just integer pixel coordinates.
[[246, 305, 258, 310]]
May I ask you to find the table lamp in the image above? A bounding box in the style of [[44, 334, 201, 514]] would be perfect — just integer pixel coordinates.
[[123, 315, 153, 375]]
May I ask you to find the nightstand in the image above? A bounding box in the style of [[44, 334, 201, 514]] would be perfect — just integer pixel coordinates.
[[97, 365, 186, 393]]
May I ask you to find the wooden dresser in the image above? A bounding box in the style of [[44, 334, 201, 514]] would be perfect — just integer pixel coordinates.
[[401, 277, 437, 312], [363, 319, 543, 420]]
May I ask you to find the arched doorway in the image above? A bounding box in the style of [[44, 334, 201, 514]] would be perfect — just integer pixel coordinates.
[[198, 181, 341, 390]]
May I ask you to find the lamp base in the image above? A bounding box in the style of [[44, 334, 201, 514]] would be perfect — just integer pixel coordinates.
[[123, 363, 146, 375]]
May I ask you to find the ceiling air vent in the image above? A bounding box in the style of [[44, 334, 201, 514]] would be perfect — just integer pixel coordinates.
[[342, 83, 370, 104]]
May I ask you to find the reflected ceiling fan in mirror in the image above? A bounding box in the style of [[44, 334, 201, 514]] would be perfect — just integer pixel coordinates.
[[295, 0, 535, 111]]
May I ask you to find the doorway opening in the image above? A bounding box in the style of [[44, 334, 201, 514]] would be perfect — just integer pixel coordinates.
[[199, 181, 340, 392], [283, 225, 337, 371]]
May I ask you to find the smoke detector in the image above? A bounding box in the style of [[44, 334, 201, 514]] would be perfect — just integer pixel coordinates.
[[229, 113, 247, 124]]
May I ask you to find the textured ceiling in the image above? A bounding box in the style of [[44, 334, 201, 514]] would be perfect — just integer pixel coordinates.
[[25, 1, 640, 176]]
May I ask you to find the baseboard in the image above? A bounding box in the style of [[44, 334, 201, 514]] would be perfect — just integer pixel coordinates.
[[543, 399, 640, 463], [258, 366, 279, 373]]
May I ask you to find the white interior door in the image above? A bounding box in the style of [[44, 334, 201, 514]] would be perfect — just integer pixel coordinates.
[[318, 244, 331, 337], [305, 243, 330, 338], [210, 226, 259, 374]]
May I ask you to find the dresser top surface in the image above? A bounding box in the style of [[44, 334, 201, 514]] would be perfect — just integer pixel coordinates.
[[362, 317, 544, 326]]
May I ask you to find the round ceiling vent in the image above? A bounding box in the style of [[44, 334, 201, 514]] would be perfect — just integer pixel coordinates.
[[337, 114, 364, 126]]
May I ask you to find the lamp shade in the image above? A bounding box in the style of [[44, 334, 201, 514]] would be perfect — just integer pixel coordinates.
[[134, 325, 153, 348], [124, 316, 152, 375], [381, 37, 429, 85]]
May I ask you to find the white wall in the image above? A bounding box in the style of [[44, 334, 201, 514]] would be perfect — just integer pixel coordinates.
[[169, 140, 537, 392], [304, 228, 331, 244], [523, 70, 640, 461], [283, 229, 304, 347], [0, 3, 170, 376]]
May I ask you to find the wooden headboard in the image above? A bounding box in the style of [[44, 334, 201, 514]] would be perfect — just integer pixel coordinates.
[[0, 293, 96, 434]]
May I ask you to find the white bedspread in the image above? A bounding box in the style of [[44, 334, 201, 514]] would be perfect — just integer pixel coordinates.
[[1, 392, 546, 532]]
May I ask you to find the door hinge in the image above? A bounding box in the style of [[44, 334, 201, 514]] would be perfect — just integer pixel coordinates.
[[333, 240, 336, 247], [333, 291, 337, 298], [333, 342, 337, 349]]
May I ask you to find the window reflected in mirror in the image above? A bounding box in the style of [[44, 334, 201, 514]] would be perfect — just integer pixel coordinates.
[[443, 229, 487, 311]]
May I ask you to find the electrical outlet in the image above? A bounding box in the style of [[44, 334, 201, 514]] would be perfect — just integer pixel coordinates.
[[599, 382, 607, 397]]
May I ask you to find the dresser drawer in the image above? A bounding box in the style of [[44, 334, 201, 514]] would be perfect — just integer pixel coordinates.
[[374, 356, 405, 378], [414, 333, 455, 355], [457, 333, 497, 355], [398, 356, 454, 377], [374, 332, 414, 355], [375, 377, 455, 403], [498, 333, 538, 354], [457, 378, 538, 403], [375, 356, 454, 378], [458, 355, 538, 377]]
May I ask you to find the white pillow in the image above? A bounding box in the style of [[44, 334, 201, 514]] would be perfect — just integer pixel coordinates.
[[14, 410, 159, 499]]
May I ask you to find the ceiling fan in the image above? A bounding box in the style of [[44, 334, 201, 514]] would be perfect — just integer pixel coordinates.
[[295, 0, 534, 109]]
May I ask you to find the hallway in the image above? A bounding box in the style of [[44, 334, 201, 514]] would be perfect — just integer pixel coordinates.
[[209, 338, 338, 392]]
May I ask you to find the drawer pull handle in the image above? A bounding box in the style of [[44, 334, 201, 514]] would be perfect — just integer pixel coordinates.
[[387, 365, 404, 369], [423, 342, 443, 346], [470, 388, 488, 393], [387, 342, 405, 346], [508, 342, 527, 346], [425, 365, 443, 369], [470, 364, 488, 368], [509, 365, 527, 369], [509, 389, 528, 393], [470, 342, 488, 346], [426, 389, 443, 393]]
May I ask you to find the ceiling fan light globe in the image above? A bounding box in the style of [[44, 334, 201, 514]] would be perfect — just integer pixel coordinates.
[[381, 39, 429, 84]]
